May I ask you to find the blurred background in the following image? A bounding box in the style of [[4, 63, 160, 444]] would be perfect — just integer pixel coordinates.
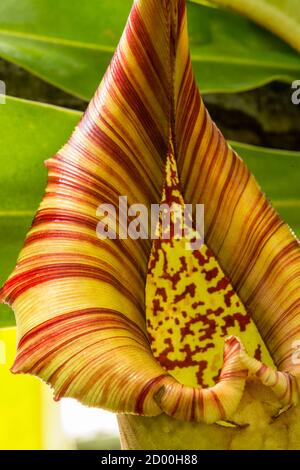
[[0, 328, 120, 449], [0, 0, 299, 450]]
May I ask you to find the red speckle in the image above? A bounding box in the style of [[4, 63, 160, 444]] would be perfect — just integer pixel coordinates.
[[155, 287, 167, 302], [196, 361, 209, 386], [192, 247, 213, 267], [192, 301, 205, 309], [192, 251, 207, 267], [179, 312, 218, 342], [206, 307, 224, 317], [207, 277, 230, 293], [201, 267, 219, 281], [174, 283, 196, 303], [162, 269, 181, 289], [152, 298, 163, 316], [180, 324, 195, 338], [147, 330, 155, 344], [212, 369, 221, 384], [179, 256, 187, 273], [157, 339, 210, 387], [224, 289, 235, 308], [254, 344, 262, 361], [221, 312, 251, 336]]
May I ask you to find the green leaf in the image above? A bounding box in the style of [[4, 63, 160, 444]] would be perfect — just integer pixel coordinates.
[[187, 2, 300, 94], [0, 96, 299, 326], [0, 0, 299, 98], [199, 0, 300, 53]]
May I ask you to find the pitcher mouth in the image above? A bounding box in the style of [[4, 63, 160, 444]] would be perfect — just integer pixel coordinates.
[[5, 148, 298, 425]]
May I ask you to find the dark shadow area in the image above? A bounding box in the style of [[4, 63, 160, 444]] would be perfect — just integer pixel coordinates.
[[1, 58, 299, 150]]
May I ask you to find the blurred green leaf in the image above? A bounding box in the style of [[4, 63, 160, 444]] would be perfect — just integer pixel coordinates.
[[0, 96, 299, 327], [0, 0, 299, 98], [199, 0, 300, 53]]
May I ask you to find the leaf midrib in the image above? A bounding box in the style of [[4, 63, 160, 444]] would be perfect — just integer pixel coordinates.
[[0, 29, 116, 53], [0, 29, 299, 71]]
